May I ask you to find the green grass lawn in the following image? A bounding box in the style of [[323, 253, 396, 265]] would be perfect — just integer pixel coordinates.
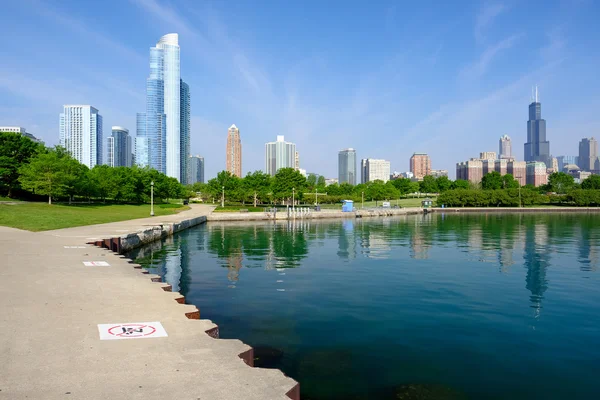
[[0, 203, 188, 231], [0, 196, 21, 202]]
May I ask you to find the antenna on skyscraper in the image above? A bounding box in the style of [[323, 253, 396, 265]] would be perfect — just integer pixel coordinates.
[[535, 85, 539, 103]]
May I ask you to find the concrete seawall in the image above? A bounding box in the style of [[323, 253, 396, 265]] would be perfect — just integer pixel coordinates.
[[208, 207, 425, 222], [1, 205, 300, 400]]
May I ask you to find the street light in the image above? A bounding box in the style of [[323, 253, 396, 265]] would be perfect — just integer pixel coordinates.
[[221, 186, 225, 208], [150, 181, 155, 216], [362, 191, 364, 209], [515, 176, 522, 208], [292, 188, 295, 211], [315, 187, 318, 206]]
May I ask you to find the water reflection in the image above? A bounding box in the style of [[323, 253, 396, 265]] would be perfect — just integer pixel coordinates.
[[127, 213, 600, 320]]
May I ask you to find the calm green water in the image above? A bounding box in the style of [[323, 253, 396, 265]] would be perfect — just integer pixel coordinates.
[[128, 214, 600, 400]]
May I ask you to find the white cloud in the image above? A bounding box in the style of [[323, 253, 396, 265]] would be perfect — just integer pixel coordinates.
[[475, 2, 507, 43], [460, 34, 523, 80]]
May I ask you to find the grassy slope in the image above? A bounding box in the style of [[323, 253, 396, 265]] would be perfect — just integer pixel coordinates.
[[0, 203, 188, 231]]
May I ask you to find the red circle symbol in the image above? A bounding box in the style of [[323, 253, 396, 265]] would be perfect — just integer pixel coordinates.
[[107, 324, 157, 338]]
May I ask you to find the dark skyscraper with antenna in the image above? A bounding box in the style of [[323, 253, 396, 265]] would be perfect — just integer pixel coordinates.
[[524, 86, 551, 168]]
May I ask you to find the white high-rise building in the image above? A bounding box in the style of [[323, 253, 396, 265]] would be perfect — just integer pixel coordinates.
[[265, 135, 296, 176], [59, 105, 103, 168], [0, 126, 42, 143], [499, 135, 512, 159], [360, 158, 391, 183]]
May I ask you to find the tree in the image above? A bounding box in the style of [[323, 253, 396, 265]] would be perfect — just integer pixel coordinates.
[[545, 172, 575, 194], [481, 171, 503, 190], [306, 174, 317, 188], [502, 173, 519, 189], [391, 178, 412, 195], [18, 147, 71, 204], [451, 179, 470, 190], [581, 175, 600, 190], [207, 171, 241, 203], [272, 168, 307, 203], [0, 132, 44, 197], [316, 175, 326, 188], [243, 171, 272, 206], [419, 175, 438, 193], [365, 180, 387, 205], [435, 176, 452, 192]]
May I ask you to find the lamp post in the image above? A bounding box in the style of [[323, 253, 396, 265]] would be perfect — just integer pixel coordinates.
[[315, 187, 318, 206], [221, 186, 225, 208], [150, 181, 155, 216], [362, 191, 364, 209], [515, 176, 522, 208], [292, 188, 295, 211]]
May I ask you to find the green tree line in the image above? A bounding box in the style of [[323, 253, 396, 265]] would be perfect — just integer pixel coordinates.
[[0, 131, 186, 204]]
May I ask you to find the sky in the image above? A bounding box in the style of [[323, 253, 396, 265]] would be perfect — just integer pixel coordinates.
[[1, 0, 600, 180]]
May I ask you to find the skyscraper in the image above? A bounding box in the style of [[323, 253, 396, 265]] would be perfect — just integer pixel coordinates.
[[265, 135, 296, 176], [59, 105, 102, 168], [524, 86, 551, 168], [188, 155, 204, 184], [499, 135, 512, 159], [338, 148, 357, 185], [361, 159, 391, 183], [226, 124, 242, 177], [107, 126, 133, 167], [410, 153, 431, 180], [180, 80, 190, 184], [136, 33, 189, 182], [556, 155, 580, 172], [295, 151, 300, 170], [578, 137, 598, 172]]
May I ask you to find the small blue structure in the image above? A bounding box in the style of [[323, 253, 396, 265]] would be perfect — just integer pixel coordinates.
[[342, 200, 354, 212]]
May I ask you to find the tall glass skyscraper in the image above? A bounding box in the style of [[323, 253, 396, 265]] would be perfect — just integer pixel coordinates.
[[338, 148, 357, 185], [265, 136, 296, 176], [188, 155, 204, 184], [107, 126, 133, 167], [136, 33, 190, 182], [524, 87, 551, 168], [59, 105, 102, 168]]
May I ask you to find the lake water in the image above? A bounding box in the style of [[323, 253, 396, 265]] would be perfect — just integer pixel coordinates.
[[127, 213, 600, 400]]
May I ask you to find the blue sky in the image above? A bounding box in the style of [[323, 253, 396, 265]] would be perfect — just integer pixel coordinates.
[[1, 0, 599, 179]]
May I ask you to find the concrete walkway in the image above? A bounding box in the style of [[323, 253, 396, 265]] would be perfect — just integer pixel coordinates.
[[0, 205, 298, 400]]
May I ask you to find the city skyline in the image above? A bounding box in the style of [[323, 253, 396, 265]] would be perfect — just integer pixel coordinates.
[[2, 1, 600, 179]]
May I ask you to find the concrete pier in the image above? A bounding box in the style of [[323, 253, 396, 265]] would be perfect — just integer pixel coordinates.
[[0, 204, 299, 400]]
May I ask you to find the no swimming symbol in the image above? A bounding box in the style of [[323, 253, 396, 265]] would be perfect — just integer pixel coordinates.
[[98, 322, 168, 340]]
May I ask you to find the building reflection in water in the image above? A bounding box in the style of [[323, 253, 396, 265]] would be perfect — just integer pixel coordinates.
[[523, 223, 550, 319], [128, 214, 600, 322]]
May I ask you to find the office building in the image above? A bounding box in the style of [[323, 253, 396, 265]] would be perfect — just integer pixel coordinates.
[[499, 135, 512, 159], [526, 161, 548, 187], [456, 159, 483, 184], [524, 86, 551, 168], [59, 105, 102, 168], [494, 159, 508, 175], [507, 161, 526, 186], [295, 151, 300, 170], [180, 80, 190, 184], [265, 135, 296, 176], [188, 155, 204, 184], [578, 137, 598, 172], [338, 148, 357, 185], [136, 33, 189, 182], [556, 156, 579, 172], [430, 169, 448, 178], [480, 151, 497, 160], [107, 126, 133, 167], [298, 168, 307, 177], [361, 159, 391, 183], [0, 126, 42, 143], [325, 178, 338, 186], [410, 153, 431, 180], [226, 124, 242, 177]]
